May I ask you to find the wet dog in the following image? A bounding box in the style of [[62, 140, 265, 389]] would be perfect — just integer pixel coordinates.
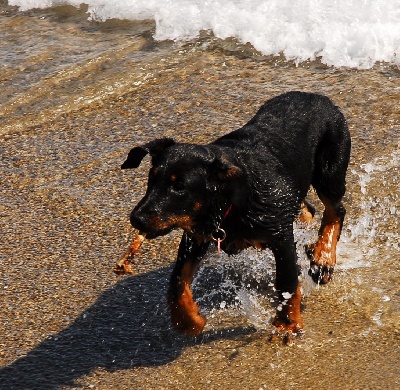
[[121, 91, 351, 340]]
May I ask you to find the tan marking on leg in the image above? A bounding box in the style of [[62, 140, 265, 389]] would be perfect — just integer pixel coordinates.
[[314, 202, 341, 267], [310, 199, 342, 283], [272, 285, 303, 334], [169, 261, 206, 336]]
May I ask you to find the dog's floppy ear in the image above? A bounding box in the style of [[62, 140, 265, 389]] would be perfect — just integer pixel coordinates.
[[121, 138, 176, 169], [213, 155, 242, 180]]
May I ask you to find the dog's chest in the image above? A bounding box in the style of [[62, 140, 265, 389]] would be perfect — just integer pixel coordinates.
[[221, 237, 269, 255]]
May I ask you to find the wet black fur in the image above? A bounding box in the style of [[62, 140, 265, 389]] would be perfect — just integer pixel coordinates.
[[121, 91, 351, 327]]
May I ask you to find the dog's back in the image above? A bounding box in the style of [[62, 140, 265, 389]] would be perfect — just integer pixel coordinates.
[[216, 91, 345, 145], [213, 91, 350, 212]]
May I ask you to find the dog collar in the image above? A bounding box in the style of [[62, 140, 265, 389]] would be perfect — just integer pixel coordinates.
[[211, 203, 232, 254], [223, 203, 233, 219]]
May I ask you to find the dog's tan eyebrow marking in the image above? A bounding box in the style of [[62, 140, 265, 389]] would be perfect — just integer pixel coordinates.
[[170, 174, 177, 182], [193, 202, 202, 211]]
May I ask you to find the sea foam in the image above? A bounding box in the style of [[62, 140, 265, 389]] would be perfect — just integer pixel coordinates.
[[9, 0, 400, 68]]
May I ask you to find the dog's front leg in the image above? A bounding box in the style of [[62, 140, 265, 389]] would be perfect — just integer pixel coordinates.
[[271, 235, 303, 338], [168, 232, 210, 336]]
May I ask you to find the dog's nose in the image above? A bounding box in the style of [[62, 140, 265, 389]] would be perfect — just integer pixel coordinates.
[[130, 211, 147, 231]]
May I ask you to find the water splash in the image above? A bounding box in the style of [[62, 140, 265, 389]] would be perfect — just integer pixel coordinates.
[[344, 150, 400, 254], [194, 223, 316, 329]]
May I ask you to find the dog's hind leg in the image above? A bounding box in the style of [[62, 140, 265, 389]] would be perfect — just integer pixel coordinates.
[[309, 117, 351, 284], [168, 232, 210, 336], [308, 198, 346, 284]]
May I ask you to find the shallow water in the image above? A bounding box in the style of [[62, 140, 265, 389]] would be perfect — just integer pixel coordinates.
[[0, 2, 399, 389], [8, 0, 400, 68]]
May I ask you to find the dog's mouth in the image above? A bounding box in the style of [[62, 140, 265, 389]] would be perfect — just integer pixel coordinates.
[[141, 227, 173, 240], [131, 214, 196, 239]]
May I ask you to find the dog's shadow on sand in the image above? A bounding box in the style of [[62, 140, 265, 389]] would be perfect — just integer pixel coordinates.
[[0, 265, 255, 389]]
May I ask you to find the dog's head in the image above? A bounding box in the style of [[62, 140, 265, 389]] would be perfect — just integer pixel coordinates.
[[121, 138, 242, 239]]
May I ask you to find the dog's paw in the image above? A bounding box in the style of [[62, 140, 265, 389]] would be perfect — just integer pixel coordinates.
[[270, 317, 303, 345], [171, 311, 207, 336], [308, 261, 334, 284], [306, 244, 334, 284], [269, 326, 303, 346]]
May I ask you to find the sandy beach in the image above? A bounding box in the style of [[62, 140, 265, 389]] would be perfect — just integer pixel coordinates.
[[1, 3, 399, 389]]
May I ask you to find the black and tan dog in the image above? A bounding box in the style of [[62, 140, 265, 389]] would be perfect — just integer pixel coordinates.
[[121, 91, 351, 340]]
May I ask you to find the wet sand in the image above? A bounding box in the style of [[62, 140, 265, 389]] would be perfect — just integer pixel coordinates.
[[1, 3, 399, 389]]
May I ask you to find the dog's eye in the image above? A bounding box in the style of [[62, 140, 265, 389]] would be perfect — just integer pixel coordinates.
[[169, 174, 185, 193], [172, 181, 185, 192]]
